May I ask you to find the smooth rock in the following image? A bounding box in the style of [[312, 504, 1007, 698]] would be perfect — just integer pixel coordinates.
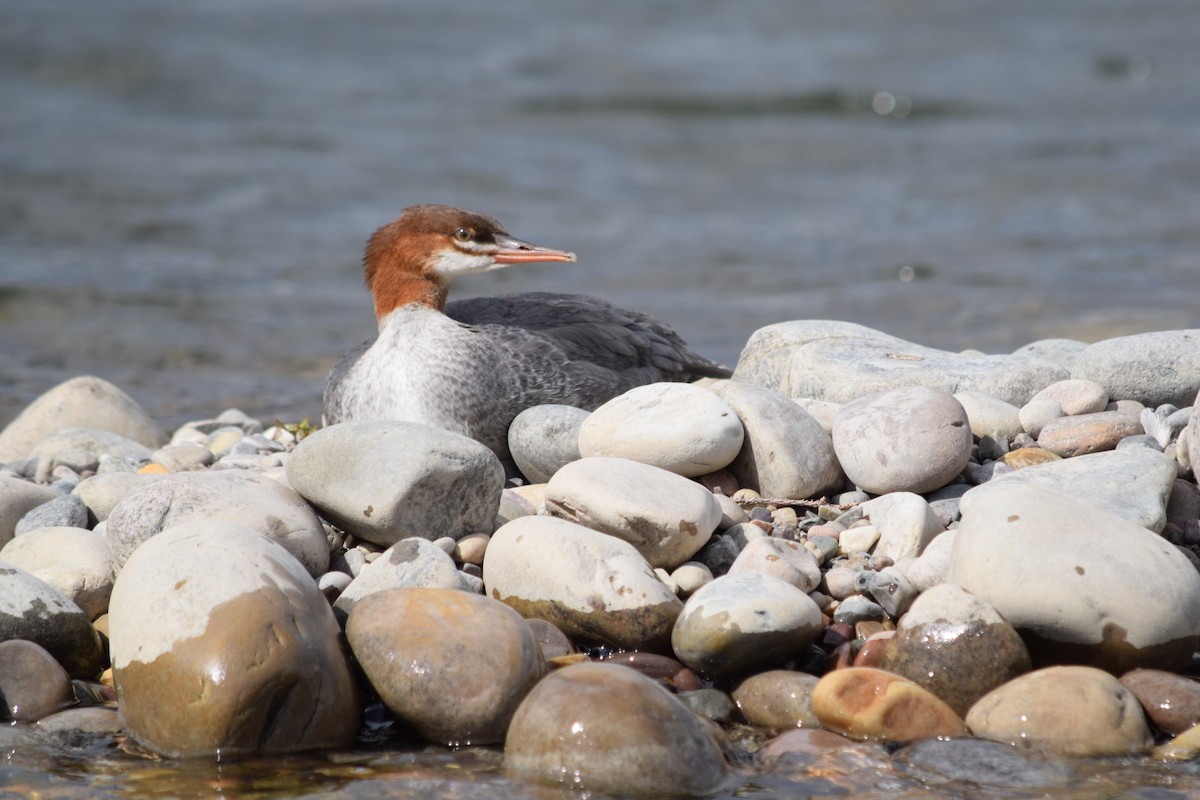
[[734, 320, 1067, 406], [333, 537, 468, 621], [881, 584, 1031, 716], [484, 516, 683, 652], [507, 404, 589, 484], [732, 670, 821, 729], [1036, 410, 1142, 457], [0, 376, 167, 463], [13, 494, 89, 536], [0, 639, 75, 722], [1027, 379, 1109, 416], [837, 525, 879, 556], [0, 562, 103, 677], [29, 428, 153, 470], [35, 706, 125, 737], [811, 667, 969, 743], [671, 573, 824, 679], [1012, 338, 1087, 370], [953, 392, 1022, 441], [755, 727, 890, 770], [286, 420, 503, 547], [670, 561, 714, 596], [71, 472, 164, 523], [505, 662, 728, 797], [0, 477, 59, 546], [577, 383, 744, 477], [966, 666, 1152, 756], [0, 527, 113, 619], [108, 521, 359, 758], [999, 446, 1061, 470], [1018, 399, 1064, 439], [707, 381, 843, 499], [982, 446, 1176, 532], [865, 566, 919, 618], [543, 456, 721, 569], [727, 536, 821, 592], [106, 469, 329, 576], [1071, 330, 1200, 408], [952, 482, 1200, 672], [1119, 669, 1200, 735], [453, 532, 490, 566], [860, 492, 943, 561], [893, 529, 957, 593], [346, 588, 542, 744], [897, 737, 1073, 790], [832, 387, 973, 495]]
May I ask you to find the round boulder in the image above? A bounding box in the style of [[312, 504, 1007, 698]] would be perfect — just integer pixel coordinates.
[[0, 562, 103, 678]]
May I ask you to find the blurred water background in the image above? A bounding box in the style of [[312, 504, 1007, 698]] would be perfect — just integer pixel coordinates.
[[2, 0, 1198, 430]]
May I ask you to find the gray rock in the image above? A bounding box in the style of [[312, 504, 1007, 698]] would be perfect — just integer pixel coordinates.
[[832, 594, 885, 625], [543, 457, 722, 569], [106, 469, 329, 576], [833, 387, 973, 495], [980, 446, 1177, 532], [866, 566, 919, 618], [286, 421, 504, 547], [1071, 329, 1200, 407], [734, 320, 1067, 406], [0, 376, 167, 463], [507, 404, 589, 483], [0, 477, 59, 546], [1012, 338, 1089, 371], [29, 428, 153, 472], [577, 383, 744, 478], [333, 537, 469, 621], [0, 562, 103, 677], [951, 482, 1200, 672], [0, 527, 113, 619], [484, 515, 683, 652], [71, 472, 166, 523], [708, 381, 843, 499], [14, 494, 89, 537]]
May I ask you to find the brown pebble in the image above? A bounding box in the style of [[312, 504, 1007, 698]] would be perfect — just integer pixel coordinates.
[[1120, 668, 1200, 735], [1036, 411, 1142, 457], [0, 640, 75, 722], [811, 667, 969, 743], [671, 668, 703, 692], [600, 651, 688, 682], [853, 634, 894, 668]]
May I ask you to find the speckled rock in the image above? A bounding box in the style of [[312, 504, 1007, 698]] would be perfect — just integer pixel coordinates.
[[13, 494, 88, 536], [732, 670, 821, 729], [983, 446, 1176, 532], [108, 521, 359, 758], [484, 516, 683, 652], [811, 667, 968, 743], [1036, 410, 1142, 457], [733, 320, 1067, 406], [727, 536, 821, 592], [577, 383, 744, 477], [0, 562, 103, 678], [1119, 669, 1200, 735], [707, 380, 844, 499], [346, 588, 542, 745], [543, 456, 721, 569], [951, 482, 1200, 672], [671, 573, 823, 679], [0, 639, 75, 722], [0, 477, 59, 546], [505, 662, 728, 796], [0, 527, 113, 619], [953, 392, 1023, 441], [880, 584, 1031, 716], [106, 469, 329, 577], [333, 538, 470, 621], [286, 420, 503, 547], [506, 404, 589, 483], [832, 386, 973, 495], [0, 376, 167, 463], [1070, 329, 1200, 408], [966, 666, 1152, 756]]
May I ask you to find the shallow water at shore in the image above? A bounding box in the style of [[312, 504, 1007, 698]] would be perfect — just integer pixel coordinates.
[[3, 0, 1200, 431]]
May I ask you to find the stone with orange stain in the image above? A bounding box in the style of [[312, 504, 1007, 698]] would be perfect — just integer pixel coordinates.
[[999, 446, 1061, 470], [1036, 410, 1141, 456], [811, 667, 968, 742]]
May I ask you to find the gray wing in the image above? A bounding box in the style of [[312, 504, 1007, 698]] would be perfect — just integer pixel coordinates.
[[446, 292, 731, 382]]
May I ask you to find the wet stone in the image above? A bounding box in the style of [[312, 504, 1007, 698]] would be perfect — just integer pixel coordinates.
[[811, 667, 969, 743], [732, 670, 821, 729], [0, 639, 75, 722], [1119, 668, 1200, 735], [897, 737, 1073, 790], [0, 563, 103, 678]]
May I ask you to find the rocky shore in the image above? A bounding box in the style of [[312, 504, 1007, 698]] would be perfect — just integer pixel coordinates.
[[3, 320, 1200, 797]]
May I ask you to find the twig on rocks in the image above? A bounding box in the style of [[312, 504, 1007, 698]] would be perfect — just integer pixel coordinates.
[[731, 496, 860, 511]]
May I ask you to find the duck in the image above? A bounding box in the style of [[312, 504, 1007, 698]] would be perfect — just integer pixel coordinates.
[[322, 204, 730, 457]]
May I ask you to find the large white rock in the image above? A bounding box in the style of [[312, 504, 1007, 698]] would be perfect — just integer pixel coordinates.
[[979, 446, 1177, 533], [483, 516, 682, 652], [543, 457, 721, 569], [577, 383, 744, 477], [832, 386, 973, 495], [1071, 330, 1200, 408], [286, 420, 504, 547], [951, 482, 1200, 673], [106, 469, 329, 576], [708, 381, 844, 499], [734, 320, 1067, 406]]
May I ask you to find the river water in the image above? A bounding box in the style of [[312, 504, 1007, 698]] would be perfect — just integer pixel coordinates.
[[3, 1, 1200, 797]]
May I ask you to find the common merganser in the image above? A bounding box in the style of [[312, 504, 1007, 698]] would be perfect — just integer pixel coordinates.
[[322, 204, 730, 457]]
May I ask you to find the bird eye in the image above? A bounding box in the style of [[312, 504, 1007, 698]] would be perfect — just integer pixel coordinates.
[[453, 227, 471, 242]]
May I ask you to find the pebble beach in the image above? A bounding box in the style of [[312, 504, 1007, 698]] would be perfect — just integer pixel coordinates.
[[5, 320, 1200, 798]]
